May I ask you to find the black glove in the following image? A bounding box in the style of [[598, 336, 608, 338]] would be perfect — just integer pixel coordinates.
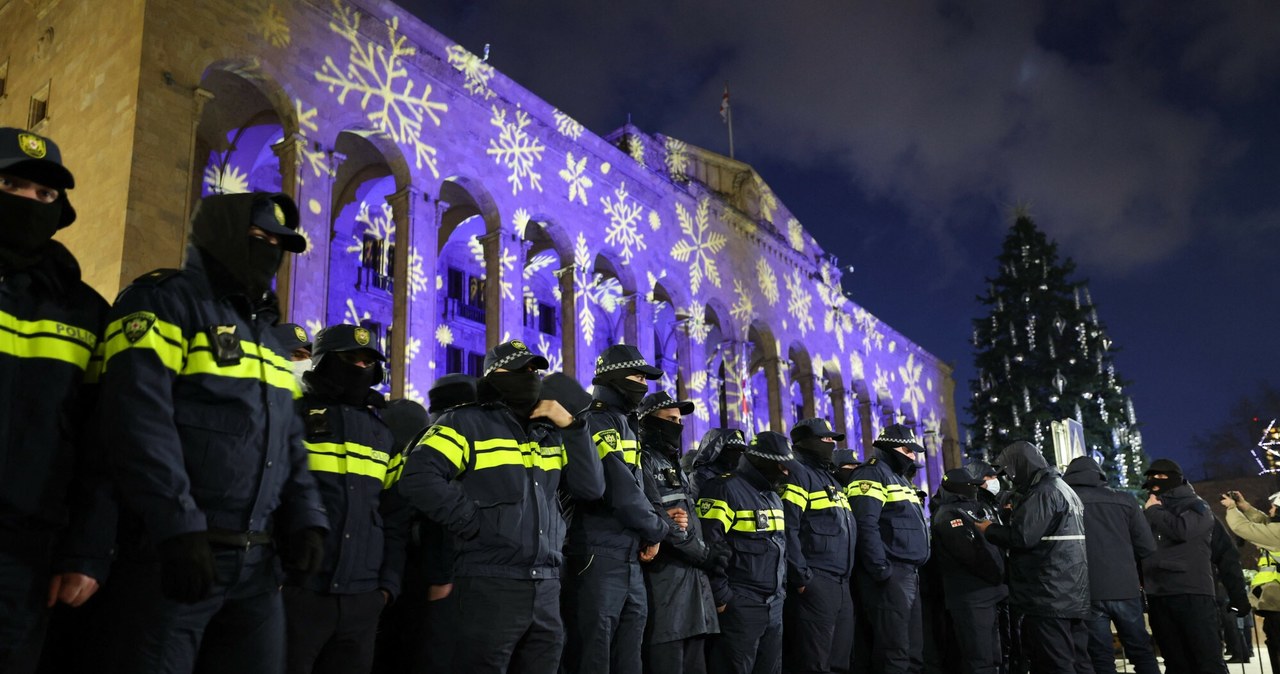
[[158, 532, 216, 603], [284, 527, 326, 574], [699, 542, 733, 575]]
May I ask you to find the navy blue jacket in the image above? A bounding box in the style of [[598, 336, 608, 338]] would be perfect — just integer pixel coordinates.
[[846, 451, 930, 577], [294, 377, 411, 598], [781, 452, 856, 587], [696, 460, 787, 607], [0, 242, 113, 578], [565, 387, 671, 560], [99, 246, 328, 546], [398, 400, 605, 579]]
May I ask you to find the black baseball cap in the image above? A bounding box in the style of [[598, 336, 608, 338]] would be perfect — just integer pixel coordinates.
[[249, 194, 305, 253], [791, 417, 846, 443], [483, 339, 550, 377], [637, 391, 695, 421], [272, 323, 312, 352], [745, 431, 794, 462], [872, 424, 925, 454], [313, 324, 385, 360], [594, 344, 663, 379], [0, 127, 77, 227]]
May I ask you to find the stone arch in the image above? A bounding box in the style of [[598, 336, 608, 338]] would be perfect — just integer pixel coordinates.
[[747, 321, 783, 433], [437, 176, 504, 349], [586, 251, 639, 349], [786, 342, 817, 427], [518, 218, 569, 374]]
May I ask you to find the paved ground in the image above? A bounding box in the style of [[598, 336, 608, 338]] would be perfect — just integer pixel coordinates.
[[1110, 650, 1275, 673]]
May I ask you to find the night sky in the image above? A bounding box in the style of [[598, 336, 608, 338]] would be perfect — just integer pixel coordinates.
[[410, 1, 1280, 479]]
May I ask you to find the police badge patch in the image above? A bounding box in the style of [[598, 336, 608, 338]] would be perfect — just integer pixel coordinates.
[[696, 500, 713, 517], [598, 429, 620, 452], [294, 326, 308, 343], [858, 481, 873, 494], [122, 311, 157, 344], [511, 340, 527, 351], [354, 327, 371, 346], [18, 133, 47, 159]]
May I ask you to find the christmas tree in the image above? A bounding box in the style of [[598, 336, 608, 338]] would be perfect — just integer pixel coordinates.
[[966, 213, 1146, 486]]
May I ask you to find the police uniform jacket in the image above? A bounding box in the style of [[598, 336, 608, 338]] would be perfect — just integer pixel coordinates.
[[684, 428, 739, 501], [640, 431, 719, 644], [565, 385, 671, 560], [781, 451, 856, 588], [696, 461, 787, 607], [398, 400, 605, 580], [99, 246, 328, 546], [846, 451, 930, 577], [1141, 483, 1217, 598], [295, 377, 411, 598], [930, 488, 1007, 608], [0, 242, 112, 577]]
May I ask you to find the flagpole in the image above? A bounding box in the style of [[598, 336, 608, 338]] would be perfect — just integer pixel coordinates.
[[721, 81, 735, 160], [727, 103, 735, 160]]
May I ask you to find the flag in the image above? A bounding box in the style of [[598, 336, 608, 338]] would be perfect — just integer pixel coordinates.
[[720, 84, 731, 123]]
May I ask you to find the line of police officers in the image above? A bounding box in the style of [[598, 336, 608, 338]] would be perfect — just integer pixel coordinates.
[[3, 126, 1221, 674]]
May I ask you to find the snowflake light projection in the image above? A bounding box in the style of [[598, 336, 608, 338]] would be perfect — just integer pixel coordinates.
[[344, 298, 371, 326], [648, 210, 661, 231], [203, 164, 250, 194], [261, 3, 291, 47], [601, 182, 646, 264], [849, 351, 865, 383], [406, 336, 422, 361], [923, 408, 941, 456], [684, 302, 711, 345], [305, 319, 324, 340], [687, 371, 711, 422], [445, 44, 496, 100], [898, 353, 925, 422], [872, 364, 892, 402], [787, 218, 805, 252], [670, 197, 726, 294], [625, 135, 645, 167], [406, 249, 428, 298], [854, 306, 885, 353], [553, 109, 584, 140], [664, 137, 688, 182], [512, 208, 531, 239], [316, 0, 448, 177], [784, 270, 815, 336], [730, 279, 754, 326], [487, 104, 546, 195], [816, 262, 854, 351], [559, 152, 594, 207], [435, 324, 454, 346], [524, 251, 558, 281], [498, 245, 517, 301], [293, 99, 330, 180], [572, 233, 625, 348], [757, 258, 780, 306], [345, 201, 395, 261], [537, 334, 564, 372]]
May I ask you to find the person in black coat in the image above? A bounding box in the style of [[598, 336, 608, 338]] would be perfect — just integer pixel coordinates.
[[974, 441, 1090, 674], [1140, 458, 1227, 674], [1062, 457, 1158, 674], [1208, 516, 1252, 663], [931, 469, 1007, 674], [685, 428, 749, 500]]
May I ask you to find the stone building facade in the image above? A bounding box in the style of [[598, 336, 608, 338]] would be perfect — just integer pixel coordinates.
[[0, 0, 961, 488]]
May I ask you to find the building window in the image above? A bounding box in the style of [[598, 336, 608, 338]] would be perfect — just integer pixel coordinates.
[[28, 81, 50, 129], [359, 235, 392, 292], [445, 345, 463, 374], [538, 302, 557, 336], [446, 267, 465, 301], [466, 352, 485, 378]]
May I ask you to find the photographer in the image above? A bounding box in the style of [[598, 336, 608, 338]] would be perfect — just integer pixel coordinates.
[[1221, 490, 1280, 673]]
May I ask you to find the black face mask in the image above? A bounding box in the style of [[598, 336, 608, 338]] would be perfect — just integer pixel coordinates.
[[486, 371, 542, 418], [610, 378, 649, 410], [836, 465, 858, 485], [797, 438, 836, 465], [314, 355, 379, 405], [643, 416, 684, 453], [746, 454, 789, 491], [1142, 476, 1181, 494], [0, 191, 60, 261], [239, 237, 283, 299], [717, 446, 745, 471]]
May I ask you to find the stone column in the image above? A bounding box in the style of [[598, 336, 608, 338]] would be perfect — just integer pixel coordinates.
[[763, 355, 784, 433], [271, 131, 304, 320], [858, 399, 874, 460], [830, 385, 849, 448], [556, 264, 577, 379], [480, 230, 503, 350], [385, 185, 422, 399]]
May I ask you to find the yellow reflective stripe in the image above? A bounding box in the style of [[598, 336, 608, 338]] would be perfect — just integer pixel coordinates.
[[0, 309, 98, 370], [782, 484, 809, 510], [383, 452, 405, 489], [306, 441, 390, 481], [809, 489, 852, 511], [421, 425, 469, 471], [696, 498, 734, 532], [185, 333, 299, 397], [728, 508, 785, 533], [847, 480, 888, 503], [884, 485, 921, 504], [102, 315, 186, 375], [474, 437, 566, 471]]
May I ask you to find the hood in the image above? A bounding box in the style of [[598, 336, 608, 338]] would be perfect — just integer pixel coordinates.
[[934, 485, 978, 507], [1157, 482, 1200, 505], [689, 428, 729, 469], [188, 192, 296, 298], [963, 460, 996, 483], [994, 441, 1048, 490], [1063, 456, 1107, 487]]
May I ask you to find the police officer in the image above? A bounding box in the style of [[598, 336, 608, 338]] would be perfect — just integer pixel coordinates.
[[563, 344, 673, 674], [782, 418, 856, 674], [685, 428, 749, 500], [637, 391, 722, 674], [696, 431, 792, 674], [284, 325, 410, 674], [846, 424, 930, 674], [0, 128, 111, 673], [930, 469, 1007, 674], [99, 191, 328, 673], [397, 340, 605, 674], [273, 322, 314, 385]]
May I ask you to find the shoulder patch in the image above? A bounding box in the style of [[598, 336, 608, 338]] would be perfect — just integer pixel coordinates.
[[131, 268, 182, 286], [950, 519, 964, 528], [867, 458, 878, 465], [121, 311, 157, 343], [858, 481, 874, 494], [696, 499, 714, 516], [598, 429, 620, 451], [719, 472, 733, 478]]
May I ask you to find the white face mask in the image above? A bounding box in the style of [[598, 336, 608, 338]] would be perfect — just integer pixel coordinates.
[[291, 358, 313, 382], [984, 477, 1002, 496]]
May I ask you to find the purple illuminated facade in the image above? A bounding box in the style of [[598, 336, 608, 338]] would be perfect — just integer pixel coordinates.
[[187, 0, 961, 489]]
